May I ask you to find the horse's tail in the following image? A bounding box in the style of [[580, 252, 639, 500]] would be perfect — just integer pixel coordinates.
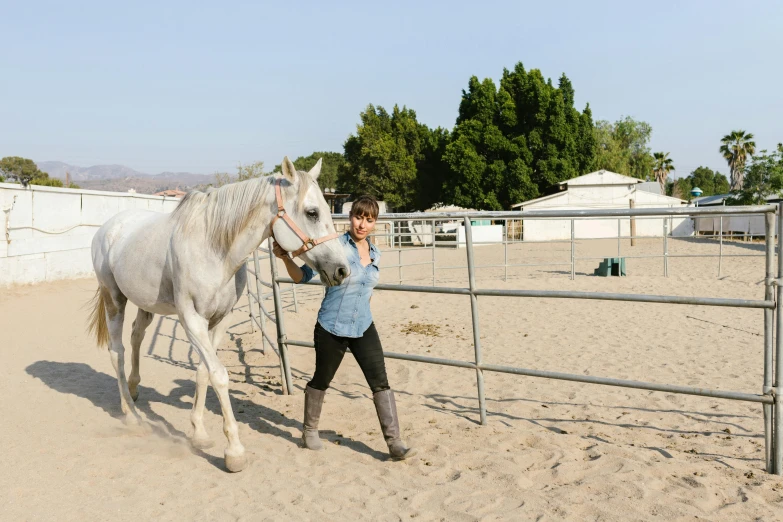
[[87, 287, 110, 349]]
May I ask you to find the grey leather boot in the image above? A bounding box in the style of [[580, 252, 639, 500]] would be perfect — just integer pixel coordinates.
[[373, 389, 418, 460], [302, 385, 325, 450]]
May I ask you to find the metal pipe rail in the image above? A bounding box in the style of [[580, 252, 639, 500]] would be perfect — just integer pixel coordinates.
[[248, 203, 783, 475], [278, 277, 774, 309], [279, 337, 772, 405], [337, 208, 772, 282], [331, 204, 776, 220]]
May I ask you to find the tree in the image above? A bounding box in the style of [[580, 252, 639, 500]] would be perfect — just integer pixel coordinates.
[[720, 130, 756, 191], [213, 172, 232, 187], [415, 126, 450, 209], [730, 147, 783, 205], [592, 117, 654, 179], [236, 161, 265, 181], [274, 152, 345, 191], [652, 152, 675, 193], [667, 177, 691, 200], [30, 175, 64, 187], [666, 166, 729, 200], [340, 104, 427, 210], [688, 166, 729, 196], [0, 156, 42, 186], [0, 156, 63, 187], [441, 64, 595, 210], [212, 160, 266, 188]]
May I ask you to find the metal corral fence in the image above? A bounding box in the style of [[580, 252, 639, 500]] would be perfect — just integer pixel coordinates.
[[244, 205, 783, 475], [327, 212, 767, 283]]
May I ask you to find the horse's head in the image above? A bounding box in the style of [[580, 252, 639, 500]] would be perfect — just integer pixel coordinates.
[[272, 157, 350, 286]]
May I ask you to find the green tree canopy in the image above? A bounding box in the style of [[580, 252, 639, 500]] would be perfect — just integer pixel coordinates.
[[730, 146, 783, 205], [720, 130, 756, 191], [1, 156, 43, 185], [652, 152, 675, 193], [0, 156, 63, 187], [592, 117, 654, 179], [274, 152, 345, 190], [414, 126, 451, 209], [690, 166, 729, 196], [340, 104, 435, 210], [441, 64, 595, 210], [666, 166, 729, 199]]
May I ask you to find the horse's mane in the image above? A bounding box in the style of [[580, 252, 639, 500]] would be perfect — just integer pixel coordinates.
[[171, 171, 311, 255]]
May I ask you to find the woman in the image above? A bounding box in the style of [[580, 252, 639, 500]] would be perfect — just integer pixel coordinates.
[[272, 195, 417, 460]]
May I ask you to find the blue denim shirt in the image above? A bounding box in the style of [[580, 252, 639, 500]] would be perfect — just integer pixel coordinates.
[[300, 232, 381, 338]]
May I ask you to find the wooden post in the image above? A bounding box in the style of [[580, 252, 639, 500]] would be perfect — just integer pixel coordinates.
[[629, 199, 637, 247]]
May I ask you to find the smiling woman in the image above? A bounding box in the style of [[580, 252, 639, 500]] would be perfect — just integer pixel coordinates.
[[273, 193, 418, 461]]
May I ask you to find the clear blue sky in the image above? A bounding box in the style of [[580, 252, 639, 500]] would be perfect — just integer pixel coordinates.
[[2, 0, 782, 178]]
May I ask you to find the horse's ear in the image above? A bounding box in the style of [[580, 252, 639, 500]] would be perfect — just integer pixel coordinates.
[[281, 156, 297, 181], [308, 158, 322, 181]]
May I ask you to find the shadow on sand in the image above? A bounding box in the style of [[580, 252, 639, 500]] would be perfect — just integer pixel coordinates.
[[25, 360, 388, 471]]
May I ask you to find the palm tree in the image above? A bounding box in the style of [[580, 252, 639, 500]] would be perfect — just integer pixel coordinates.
[[652, 152, 675, 193], [720, 130, 756, 191]]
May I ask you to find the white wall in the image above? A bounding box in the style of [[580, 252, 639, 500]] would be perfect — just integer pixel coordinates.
[[457, 225, 504, 247], [695, 215, 772, 235], [1, 183, 180, 286], [408, 221, 434, 246]]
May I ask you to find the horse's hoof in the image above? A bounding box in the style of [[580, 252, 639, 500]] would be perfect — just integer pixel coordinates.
[[122, 413, 141, 426], [130, 389, 139, 402], [224, 452, 247, 473], [191, 437, 215, 450]]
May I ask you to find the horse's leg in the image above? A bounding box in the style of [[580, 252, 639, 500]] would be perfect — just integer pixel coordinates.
[[128, 309, 154, 402], [190, 361, 213, 449], [104, 287, 141, 424], [189, 315, 231, 450], [179, 308, 246, 472]]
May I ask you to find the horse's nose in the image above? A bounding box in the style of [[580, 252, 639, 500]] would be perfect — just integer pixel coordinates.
[[335, 265, 349, 284]]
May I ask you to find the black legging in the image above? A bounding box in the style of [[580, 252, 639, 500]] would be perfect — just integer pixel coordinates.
[[308, 322, 390, 393]]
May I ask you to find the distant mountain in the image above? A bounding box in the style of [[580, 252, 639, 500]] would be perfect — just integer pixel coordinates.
[[152, 171, 216, 184], [36, 161, 149, 181], [35, 161, 214, 194]]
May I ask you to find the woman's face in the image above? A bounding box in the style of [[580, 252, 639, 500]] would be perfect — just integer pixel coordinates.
[[350, 213, 376, 241]]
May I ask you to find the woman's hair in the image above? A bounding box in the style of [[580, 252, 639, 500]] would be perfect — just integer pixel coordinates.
[[350, 195, 379, 219]]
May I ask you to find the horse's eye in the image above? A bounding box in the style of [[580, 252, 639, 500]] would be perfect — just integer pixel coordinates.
[[306, 209, 319, 220]]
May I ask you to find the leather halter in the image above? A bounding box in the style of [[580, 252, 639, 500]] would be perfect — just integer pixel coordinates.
[[269, 178, 341, 258]]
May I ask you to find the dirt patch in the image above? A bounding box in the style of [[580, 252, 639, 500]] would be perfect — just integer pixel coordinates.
[[399, 320, 441, 337]]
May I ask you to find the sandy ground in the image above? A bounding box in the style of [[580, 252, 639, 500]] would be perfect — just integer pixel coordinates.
[[2, 237, 783, 521]]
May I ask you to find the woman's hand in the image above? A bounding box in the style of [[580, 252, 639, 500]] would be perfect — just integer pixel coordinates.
[[272, 240, 305, 283], [272, 241, 289, 260]]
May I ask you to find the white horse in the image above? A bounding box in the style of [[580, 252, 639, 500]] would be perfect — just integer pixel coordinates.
[[88, 157, 349, 472]]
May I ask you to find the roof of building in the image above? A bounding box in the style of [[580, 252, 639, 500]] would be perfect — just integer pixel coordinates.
[[558, 169, 644, 187], [637, 181, 661, 195], [510, 191, 565, 209], [693, 193, 783, 206], [510, 171, 685, 209], [512, 186, 685, 209], [153, 189, 187, 198], [692, 194, 731, 206]]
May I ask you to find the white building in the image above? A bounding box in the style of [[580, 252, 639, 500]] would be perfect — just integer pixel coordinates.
[[692, 193, 780, 237], [512, 170, 692, 241]]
